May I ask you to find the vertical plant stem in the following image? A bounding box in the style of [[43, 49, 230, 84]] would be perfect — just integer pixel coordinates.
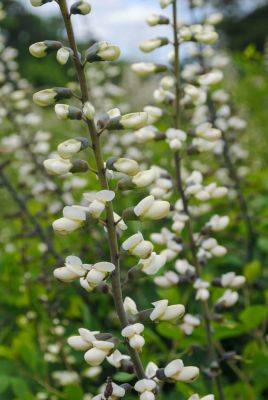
[[171, 1, 224, 398], [57, 0, 145, 379]]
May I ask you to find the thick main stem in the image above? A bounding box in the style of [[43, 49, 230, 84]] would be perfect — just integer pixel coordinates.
[[171, 2, 224, 399], [57, 0, 145, 379]]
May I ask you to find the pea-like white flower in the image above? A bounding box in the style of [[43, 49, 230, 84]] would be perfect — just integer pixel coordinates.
[[181, 314, 200, 335], [107, 157, 140, 176], [134, 126, 157, 143], [30, 0, 53, 8], [150, 300, 185, 322], [175, 259, 195, 275], [143, 106, 163, 124], [122, 232, 153, 259], [154, 271, 179, 288], [166, 128, 187, 150], [123, 297, 139, 316], [198, 70, 223, 86], [195, 28, 218, 45], [33, 87, 72, 107], [56, 47, 71, 65], [86, 41, 120, 62], [196, 122, 221, 141], [71, 1, 92, 15], [134, 379, 157, 400], [83, 101, 95, 120], [57, 137, 88, 159], [206, 12, 223, 25], [92, 382, 125, 400], [160, 75, 175, 90], [160, 0, 173, 9], [208, 215, 229, 231], [164, 359, 199, 382], [188, 394, 214, 400], [52, 205, 88, 235], [68, 328, 99, 351], [139, 37, 168, 53], [80, 261, 115, 292], [55, 104, 82, 120], [120, 112, 148, 129], [146, 14, 169, 26], [121, 323, 145, 351], [194, 279, 210, 301], [83, 190, 115, 218], [139, 252, 166, 275], [106, 349, 130, 368], [131, 63, 167, 77], [84, 340, 115, 366], [54, 255, 87, 282], [216, 289, 239, 308], [132, 169, 157, 188], [134, 195, 170, 220], [29, 40, 62, 58], [220, 272, 245, 288], [44, 157, 72, 175]]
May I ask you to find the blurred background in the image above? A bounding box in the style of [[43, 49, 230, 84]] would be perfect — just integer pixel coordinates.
[[2, 0, 268, 86]]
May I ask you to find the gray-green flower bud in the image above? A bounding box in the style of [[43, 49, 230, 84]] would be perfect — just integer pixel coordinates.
[[33, 87, 72, 107]]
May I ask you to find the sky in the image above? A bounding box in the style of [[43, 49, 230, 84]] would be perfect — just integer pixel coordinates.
[[22, 0, 260, 62], [22, 0, 194, 62]]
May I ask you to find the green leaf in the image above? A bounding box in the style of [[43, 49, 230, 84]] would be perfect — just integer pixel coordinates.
[[239, 305, 268, 331], [11, 378, 31, 399], [113, 372, 135, 382], [63, 384, 84, 400], [244, 260, 261, 282], [0, 375, 11, 394]]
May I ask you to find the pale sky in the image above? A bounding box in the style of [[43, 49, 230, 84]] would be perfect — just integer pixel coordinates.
[[22, 0, 261, 61]]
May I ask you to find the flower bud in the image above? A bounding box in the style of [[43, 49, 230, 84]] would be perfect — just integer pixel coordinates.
[[176, 366, 199, 382], [139, 252, 166, 275], [132, 169, 156, 188], [134, 195, 170, 220], [86, 41, 120, 62], [57, 137, 89, 159], [139, 37, 169, 53], [131, 62, 167, 77], [120, 112, 148, 130], [160, 0, 173, 9], [107, 157, 140, 176], [33, 87, 72, 107], [55, 104, 82, 120], [71, 1, 92, 15], [52, 217, 82, 235], [30, 0, 53, 7], [146, 14, 169, 26], [44, 157, 72, 175], [83, 101, 95, 120], [29, 40, 62, 58], [56, 47, 72, 65], [143, 106, 163, 124]]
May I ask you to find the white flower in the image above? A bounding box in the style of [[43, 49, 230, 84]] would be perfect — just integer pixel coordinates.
[[80, 261, 115, 292], [52, 371, 79, 386], [217, 289, 239, 308], [57, 138, 84, 159], [175, 259, 195, 275], [83, 190, 115, 218], [146, 14, 169, 26], [109, 157, 140, 176], [131, 63, 166, 77], [84, 340, 115, 366], [188, 394, 214, 400], [139, 252, 166, 275], [52, 206, 88, 235], [106, 349, 130, 368], [56, 47, 71, 65], [83, 101, 95, 120], [160, 0, 173, 9], [208, 215, 229, 231], [194, 279, 210, 301], [54, 255, 87, 282], [68, 328, 99, 351], [196, 122, 221, 141], [134, 126, 157, 143], [144, 106, 163, 124], [134, 379, 156, 400], [198, 70, 223, 86], [181, 314, 200, 335], [123, 297, 139, 316], [221, 272, 245, 288], [121, 323, 145, 351], [145, 362, 159, 379], [71, 1, 92, 15], [150, 300, 185, 322], [120, 112, 148, 129], [160, 75, 175, 90], [154, 271, 179, 288], [44, 157, 72, 175], [139, 37, 168, 53], [86, 41, 120, 62], [164, 360, 199, 382], [134, 195, 170, 220], [122, 232, 153, 259], [133, 169, 157, 188]]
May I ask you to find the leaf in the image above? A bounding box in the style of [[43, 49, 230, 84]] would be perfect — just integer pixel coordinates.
[[63, 384, 84, 400], [156, 322, 183, 341], [0, 375, 11, 394], [11, 378, 31, 399], [244, 260, 261, 282], [113, 372, 135, 382], [239, 305, 268, 331]]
